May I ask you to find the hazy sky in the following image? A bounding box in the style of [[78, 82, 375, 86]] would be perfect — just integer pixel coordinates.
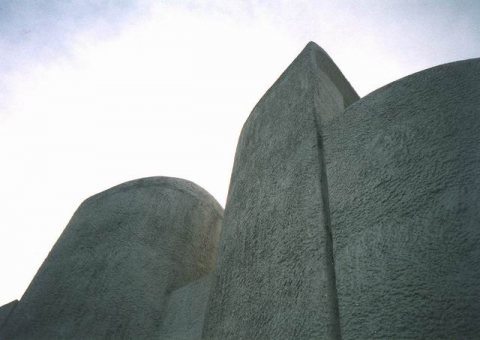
[[1, 0, 479, 306]]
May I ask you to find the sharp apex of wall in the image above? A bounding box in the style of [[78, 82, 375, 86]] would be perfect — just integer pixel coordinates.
[[250, 41, 359, 121], [303, 40, 330, 57], [301, 41, 360, 106]]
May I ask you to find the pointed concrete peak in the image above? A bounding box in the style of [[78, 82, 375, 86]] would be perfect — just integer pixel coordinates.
[[304, 40, 323, 52], [295, 41, 331, 65], [289, 41, 327, 69], [255, 41, 359, 112], [299, 41, 331, 62], [299, 40, 360, 105]]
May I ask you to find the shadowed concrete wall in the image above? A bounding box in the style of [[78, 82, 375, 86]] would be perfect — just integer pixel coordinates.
[[324, 59, 480, 338], [0, 177, 223, 339], [0, 300, 17, 330], [160, 274, 213, 339], [202, 42, 359, 339]]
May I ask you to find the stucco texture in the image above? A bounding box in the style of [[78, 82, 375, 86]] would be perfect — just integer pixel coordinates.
[[160, 273, 213, 339], [202, 42, 359, 339], [0, 300, 17, 330], [324, 58, 480, 339], [0, 177, 223, 339]]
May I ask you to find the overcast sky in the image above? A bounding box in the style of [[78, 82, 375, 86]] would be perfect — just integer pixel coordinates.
[[1, 0, 479, 306]]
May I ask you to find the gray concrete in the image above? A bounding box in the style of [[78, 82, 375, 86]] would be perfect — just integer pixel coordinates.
[[0, 300, 17, 330], [0, 177, 223, 339], [160, 273, 213, 339], [202, 42, 359, 339], [324, 58, 480, 339], [2, 42, 478, 339]]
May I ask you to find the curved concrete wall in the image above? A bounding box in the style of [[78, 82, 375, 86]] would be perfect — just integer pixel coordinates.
[[1, 43, 478, 339], [0, 177, 223, 339], [202, 42, 358, 339], [160, 273, 213, 339], [324, 59, 480, 338]]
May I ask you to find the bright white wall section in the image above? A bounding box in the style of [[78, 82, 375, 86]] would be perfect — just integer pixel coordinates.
[[0, 0, 479, 306]]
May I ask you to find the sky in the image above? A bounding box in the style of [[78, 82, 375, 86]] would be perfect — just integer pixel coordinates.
[[1, 0, 479, 306]]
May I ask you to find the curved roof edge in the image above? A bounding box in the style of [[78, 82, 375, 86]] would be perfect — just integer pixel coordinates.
[[80, 176, 224, 216]]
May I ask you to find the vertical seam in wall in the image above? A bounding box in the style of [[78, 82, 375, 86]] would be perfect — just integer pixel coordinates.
[[311, 93, 342, 340]]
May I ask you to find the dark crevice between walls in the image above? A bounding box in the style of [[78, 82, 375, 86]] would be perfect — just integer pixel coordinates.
[[312, 103, 342, 339]]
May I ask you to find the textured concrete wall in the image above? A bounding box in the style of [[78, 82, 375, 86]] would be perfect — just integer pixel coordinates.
[[202, 42, 359, 339], [2, 43, 477, 340], [160, 274, 212, 339], [0, 300, 17, 330], [0, 177, 223, 339], [324, 59, 480, 338]]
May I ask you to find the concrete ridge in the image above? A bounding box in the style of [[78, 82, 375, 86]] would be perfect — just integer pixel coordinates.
[[247, 41, 359, 123], [81, 176, 224, 217], [358, 57, 480, 101], [306, 41, 359, 106], [203, 39, 357, 339]]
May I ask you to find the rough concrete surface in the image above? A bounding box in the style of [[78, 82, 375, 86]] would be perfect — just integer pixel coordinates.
[[324, 58, 480, 339], [0, 300, 18, 330], [160, 273, 213, 339], [0, 177, 223, 339], [202, 42, 359, 339], [2, 42, 479, 339]]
